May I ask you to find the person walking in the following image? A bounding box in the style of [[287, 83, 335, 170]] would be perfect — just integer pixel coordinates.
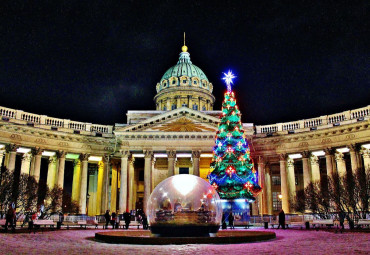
[[277, 209, 286, 229], [123, 210, 131, 229], [5, 204, 16, 232], [104, 210, 111, 229], [228, 212, 235, 229]]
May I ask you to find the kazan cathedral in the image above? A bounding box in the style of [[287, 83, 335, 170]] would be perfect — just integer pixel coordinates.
[[0, 44, 369, 217]]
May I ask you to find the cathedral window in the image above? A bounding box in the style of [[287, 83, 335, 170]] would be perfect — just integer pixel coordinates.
[[202, 106, 206, 111], [193, 80, 197, 85], [182, 80, 186, 84], [193, 105, 198, 110], [172, 80, 176, 85], [182, 103, 187, 107], [163, 106, 167, 111], [172, 105, 177, 110]]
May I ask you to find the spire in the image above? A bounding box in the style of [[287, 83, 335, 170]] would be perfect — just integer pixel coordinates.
[[181, 32, 188, 52]]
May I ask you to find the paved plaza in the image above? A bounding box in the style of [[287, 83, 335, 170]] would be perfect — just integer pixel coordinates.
[[0, 228, 368, 254]]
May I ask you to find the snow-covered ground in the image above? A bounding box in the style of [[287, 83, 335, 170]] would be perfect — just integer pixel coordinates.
[[0, 228, 368, 255]]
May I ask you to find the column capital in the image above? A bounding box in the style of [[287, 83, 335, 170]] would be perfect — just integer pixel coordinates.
[[310, 154, 319, 165], [191, 150, 201, 159], [79, 153, 90, 161], [103, 154, 110, 163], [22, 152, 32, 161], [167, 150, 176, 158], [348, 144, 358, 152], [144, 150, 154, 159], [335, 151, 344, 162], [6, 144, 19, 153], [73, 159, 80, 167], [279, 153, 288, 161], [287, 157, 294, 166], [31, 147, 43, 156], [301, 151, 310, 158], [324, 147, 334, 156], [360, 148, 370, 158], [120, 150, 131, 158], [57, 150, 66, 159], [48, 156, 57, 164]]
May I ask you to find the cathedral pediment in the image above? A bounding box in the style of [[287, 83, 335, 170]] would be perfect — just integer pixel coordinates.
[[115, 107, 220, 133]]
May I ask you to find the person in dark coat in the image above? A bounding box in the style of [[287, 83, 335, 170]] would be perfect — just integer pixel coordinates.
[[278, 209, 285, 229], [5, 204, 16, 232], [228, 213, 235, 229], [339, 211, 345, 230], [221, 213, 227, 229], [142, 213, 148, 230], [104, 210, 111, 229], [111, 212, 117, 229], [123, 210, 131, 229]]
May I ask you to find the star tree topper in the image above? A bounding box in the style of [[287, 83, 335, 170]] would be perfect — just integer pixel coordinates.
[[222, 70, 236, 92]]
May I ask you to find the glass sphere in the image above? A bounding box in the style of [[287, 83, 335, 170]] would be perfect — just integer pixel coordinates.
[[146, 174, 222, 237]]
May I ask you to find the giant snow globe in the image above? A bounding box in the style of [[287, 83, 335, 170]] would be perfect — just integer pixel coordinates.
[[146, 174, 222, 237]]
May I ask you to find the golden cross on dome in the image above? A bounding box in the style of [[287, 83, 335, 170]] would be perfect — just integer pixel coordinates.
[[182, 32, 188, 52]]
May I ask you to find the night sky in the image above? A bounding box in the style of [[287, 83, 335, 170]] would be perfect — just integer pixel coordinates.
[[0, 1, 369, 125]]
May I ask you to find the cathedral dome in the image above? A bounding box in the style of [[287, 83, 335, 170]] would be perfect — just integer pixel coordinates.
[[154, 45, 215, 111], [160, 52, 209, 84]]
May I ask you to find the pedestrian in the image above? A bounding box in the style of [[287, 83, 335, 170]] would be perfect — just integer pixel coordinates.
[[221, 212, 227, 229], [111, 212, 117, 229], [104, 210, 110, 229], [339, 211, 345, 230], [123, 210, 131, 229], [228, 212, 234, 229], [142, 213, 148, 230], [5, 204, 16, 232], [278, 209, 285, 229]]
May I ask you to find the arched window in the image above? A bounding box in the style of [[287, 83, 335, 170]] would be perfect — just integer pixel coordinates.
[[193, 105, 198, 110], [202, 106, 206, 111], [172, 105, 177, 110], [163, 106, 167, 111]]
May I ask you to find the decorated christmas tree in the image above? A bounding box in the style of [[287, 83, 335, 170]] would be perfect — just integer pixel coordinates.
[[208, 71, 261, 201]]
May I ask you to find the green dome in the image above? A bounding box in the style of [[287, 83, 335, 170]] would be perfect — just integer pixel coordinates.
[[160, 52, 209, 83]]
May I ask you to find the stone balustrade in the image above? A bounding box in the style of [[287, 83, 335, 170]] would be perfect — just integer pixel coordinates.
[[256, 105, 370, 134], [0, 106, 113, 136]]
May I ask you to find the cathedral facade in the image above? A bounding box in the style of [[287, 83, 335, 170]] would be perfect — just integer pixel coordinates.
[[0, 45, 369, 216]]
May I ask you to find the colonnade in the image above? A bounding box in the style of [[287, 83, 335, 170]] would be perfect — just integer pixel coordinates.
[[256, 144, 370, 215]]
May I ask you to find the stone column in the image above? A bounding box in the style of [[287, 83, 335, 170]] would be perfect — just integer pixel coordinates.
[[176, 96, 181, 109], [31, 147, 43, 182], [335, 152, 346, 177], [119, 151, 130, 213], [257, 157, 268, 215], [151, 157, 156, 193], [349, 144, 360, 173], [166, 98, 171, 110], [72, 159, 81, 203], [101, 154, 110, 213], [56, 150, 66, 188], [167, 150, 176, 177], [191, 150, 201, 176], [301, 151, 311, 189], [20, 152, 32, 175], [310, 154, 320, 182], [96, 161, 104, 215], [361, 148, 370, 173], [128, 156, 135, 211], [79, 153, 90, 215], [0, 149, 5, 168], [324, 148, 335, 178], [265, 163, 273, 215], [6, 144, 18, 173], [143, 150, 153, 213], [46, 156, 58, 189], [110, 163, 118, 213], [287, 157, 296, 211], [279, 154, 290, 213]]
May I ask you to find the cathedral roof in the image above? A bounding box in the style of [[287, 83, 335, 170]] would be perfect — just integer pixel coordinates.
[[160, 50, 209, 83]]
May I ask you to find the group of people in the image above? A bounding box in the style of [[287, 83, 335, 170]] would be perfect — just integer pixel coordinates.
[[103, 210, 148, 230]]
